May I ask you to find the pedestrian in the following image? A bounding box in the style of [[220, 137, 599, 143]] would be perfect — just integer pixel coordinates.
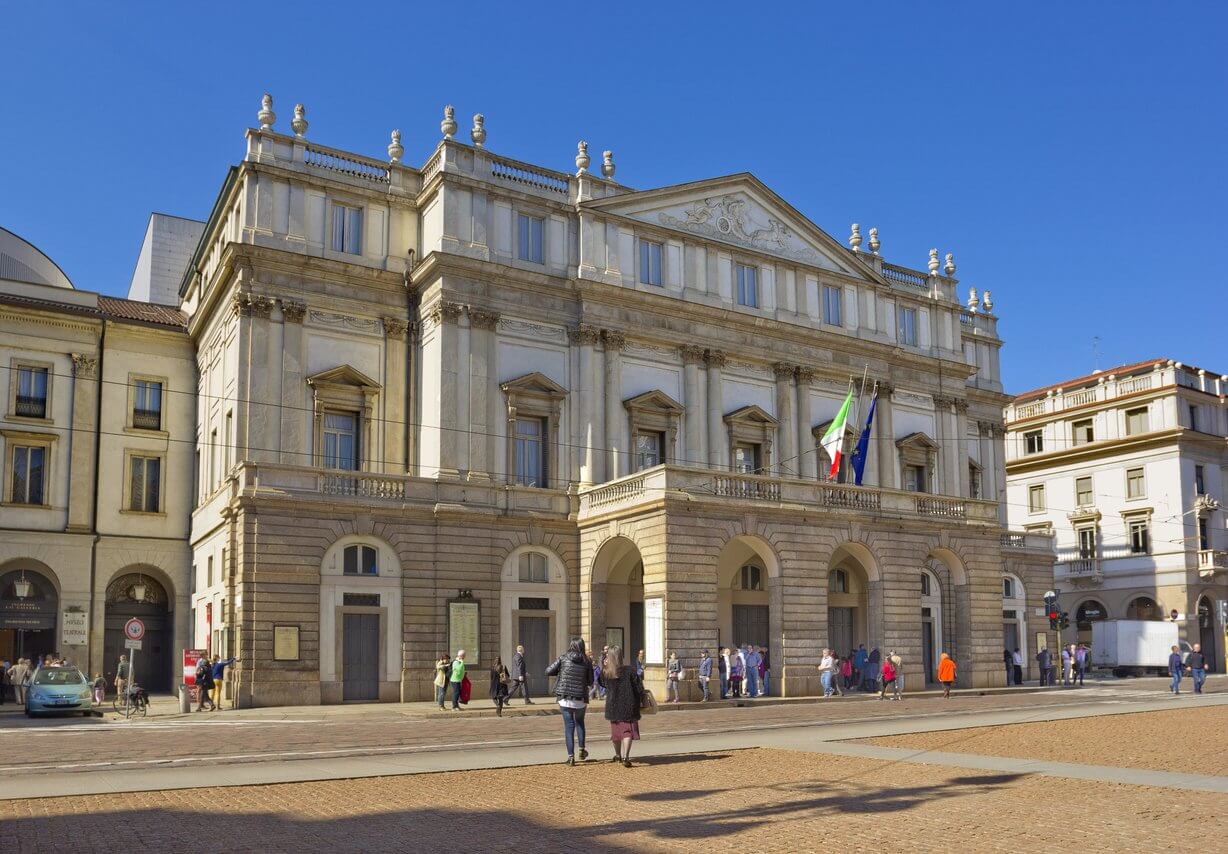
[[505, 644, 533, 705], [666, 651, 682, 703], [635, 649, 646, 679], [889, 650, 904, 700], [1168, 645, 1185, 695], [937, 652, 957, 698], [840, 655, 853, 692], [854, 644, 868, 690], [490, 656, 510, 716], [195, 655, 215, 712], [1075, 644, 1088, 686], [1187, 644, 1207, 694], [92, 673, 106, 705], [0, 660, 7, 706], [818, 648, 836, 697], [698, 649, 713, 701], [9, 659, 29, 706], [1003, 648, 1013, 685], [211, 655, 235, 711], [602, 645, 643, 768], [1036, 647, 1052, 687], [1061, 645, 1073, 686], [867, 647, 881, 692], [115, 654, 129, 700], [743, 644, 760, 698], [759, 646, 771, 697], [830, 651, 843, 696], [729, 646, 744, 697], [449, 649, 467, 710], [545, 637, 593, 765], [719, 647, 729, 699], [434, 653, 450, 709], [1012, 648, 1024, 686], [879, 656, 897, 700]]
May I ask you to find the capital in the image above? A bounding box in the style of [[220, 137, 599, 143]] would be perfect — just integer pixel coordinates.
[[567, 324, 601, 346], [773, 362, 798, 380], [704, 349, 727, 369], [281, 301, 307, 324], [466, 308, 500, 331], [681, 344, 707, 365], [602, 329, 626, 351], [428, 300, 465, 326], [794, 366, 815, 384], [382, 316, 409, 338], [249, 295, 274, 318], [71, 353, 97, 378], [876, 380, 895, 397]]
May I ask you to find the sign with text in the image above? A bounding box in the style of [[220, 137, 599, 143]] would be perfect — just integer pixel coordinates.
[[644, 597, 664, 664], [61, 610, 88, 646], [273, 625, 300, 661], [124, 638, 143, 651], [183, 648, 208, 701], [447, 600, 480, 665]]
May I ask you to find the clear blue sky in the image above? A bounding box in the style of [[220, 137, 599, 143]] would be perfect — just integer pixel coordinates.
[[3, 2, 1224, 393]]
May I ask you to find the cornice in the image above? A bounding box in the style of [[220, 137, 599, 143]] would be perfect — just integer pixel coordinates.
[[1005, 428, 1186, 474]]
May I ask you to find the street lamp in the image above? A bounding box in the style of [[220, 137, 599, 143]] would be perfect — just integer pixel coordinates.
[[131, 574, 147, 603], [13, 570, 32, 599]]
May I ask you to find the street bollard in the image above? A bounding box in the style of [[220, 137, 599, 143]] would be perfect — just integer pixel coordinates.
[[179, 683, 191, 714]]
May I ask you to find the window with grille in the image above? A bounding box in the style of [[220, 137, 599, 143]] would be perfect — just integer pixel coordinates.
[[133, 380, 163, 430], [15, 366, 48, 418], [129, 455, 161, 512], [518, 597, 549, 611], [343, 545, 378, 575], [343, 593, 380, 607]]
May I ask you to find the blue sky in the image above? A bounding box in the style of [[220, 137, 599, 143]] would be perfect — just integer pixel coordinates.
[[2, 2, 1224, 393]]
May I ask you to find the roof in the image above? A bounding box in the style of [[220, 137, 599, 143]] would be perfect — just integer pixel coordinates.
[[1012, 359, 1167, 403], [97, 296, 187, 328], [0, 226, 75, 289]]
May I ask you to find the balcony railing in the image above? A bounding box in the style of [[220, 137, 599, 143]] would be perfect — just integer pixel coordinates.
[[322, 472, 407, 500], [914, 496, 967, 518], [15, 395, 46, 418], [132, 408, 162, 430], [586, 476, 646, 509], [1198, 549, 1228, 576], [819, 483, 881, 512], [881, 262, 929, 290], [304, 144, 391, 185], [1063, 557, 1102, 580], [489, 155, 570, 196]]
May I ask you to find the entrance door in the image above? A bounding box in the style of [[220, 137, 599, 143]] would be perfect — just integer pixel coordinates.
[[1198, 599, 1217, 671], [104, 574, 172, 693], [922, 608, 937, 683], [518, 615, 550, 696], [342, 613, 379, 701], [828, 607, 853, 655], [629, 601, 644, 659], [732, 604, 769, 649]]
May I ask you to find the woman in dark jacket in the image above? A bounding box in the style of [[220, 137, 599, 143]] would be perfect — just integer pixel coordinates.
[[545, 637, 593, 766], [490, 657, 510, 716], [603, 645, 642, 767]]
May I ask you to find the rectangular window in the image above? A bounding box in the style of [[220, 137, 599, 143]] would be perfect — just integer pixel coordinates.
[[822, 285, 842, 327], [1077, 527, 1096, 559], [1072, 419, 1094, 446], [1195, 465, 1206, 496], [207, 555, 214, 587], [1126, 467, 1145, 499], [969, 464, 982, 499], [518, 552, 548, 583], [518, 596, 549, 610], [897, 306, 918, 346], [129, 455, 161, 512], [1129, 519, 1150, 554], [1125, 407, 1149, 436], [1028, 483, 1045, 513], [635, 432, 665, 471], [209, 428, 219, 489], [739, 565, 763, 591], [1024, 430, 1044, 455], [322, 412, 359, 470], [736, 264, 758, 308], [15, 366, 49, 418], [132, 380, 163, 430], [639, 240, 662, 286], [513, 417, 546, 487], [1075, 476, 1093, 507], [517, 214, 545, 264], [1199, 517, 1210, 550], [330, 203, 362, 254], [905, 464, 927, 493], [10, 445, 46, 504], [1002, 577, 1014, 599], [1188, 404, 1198, 432], [733, 442, 761, 474]]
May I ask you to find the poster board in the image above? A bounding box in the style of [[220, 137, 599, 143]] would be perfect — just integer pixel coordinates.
[[183, 648, 207, 701], [605, 626, 624, 650], [273, 625, 300, 661], [448, 598, 481, 665], [644, 597, 664, 664]]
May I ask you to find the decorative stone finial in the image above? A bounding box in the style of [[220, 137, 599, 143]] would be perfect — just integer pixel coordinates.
[[470, 114, 486, 147], [967, 287, 979, 311], [441, 105, 457, 140], [601, 150, 616, 179], [868, 227, 880, 254], [943, 252, 956, 276], [849, 224, 862, 252], [257, 93, 276, 130], [291, 104, 308, 138], [575, 140, 591, 175], [388, 130, 404, 164], [981, 290, 993, 313], [928, 248, 940, 276]]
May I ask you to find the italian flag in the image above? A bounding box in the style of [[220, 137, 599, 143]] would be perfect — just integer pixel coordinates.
[[820, 388, 855, 480]]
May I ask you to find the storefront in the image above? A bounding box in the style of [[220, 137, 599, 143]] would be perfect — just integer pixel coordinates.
[[0, 568, 59, 664]]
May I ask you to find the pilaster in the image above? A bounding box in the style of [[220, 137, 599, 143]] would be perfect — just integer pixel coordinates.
[[705, 350, 727, 468], [65, 353, 98, 532], [382, 316, 409, 474], [876, 381, 897, 488], [465, 309, 499, 481], [432, 300, 465, 480], [773, 363, 797, 477], [603, 329, 625, 480], [681, 345, 706, 467], [795, 367, 816, 480], [279, 300, 306, 466], [570, 325, 602, 485]]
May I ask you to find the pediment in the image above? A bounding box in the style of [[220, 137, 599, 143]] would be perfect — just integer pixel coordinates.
[[307, 364, 381, 390], [896, 431, 939, 452], [724, 404, 779, 427], [584, 173, 875, 279], [623, 389, 684, 414], [500, 371, 568, 399]]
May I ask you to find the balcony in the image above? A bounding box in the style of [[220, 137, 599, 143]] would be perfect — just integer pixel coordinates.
[[15, 394, 46, 418], [578, 464, 999, 525], [1198, 549, 1228, 578], [132, 408, 162, 430], [1060, 557, 1103, 584]]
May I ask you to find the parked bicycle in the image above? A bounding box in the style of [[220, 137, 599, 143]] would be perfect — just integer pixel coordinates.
[[113, 682, 148, 717]]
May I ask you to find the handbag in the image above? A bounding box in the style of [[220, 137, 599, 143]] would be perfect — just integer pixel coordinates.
[[639, 687, 658, 715], [460, 675, 472, 705]]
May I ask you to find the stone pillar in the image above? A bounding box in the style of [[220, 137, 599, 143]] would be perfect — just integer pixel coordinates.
[[681, 345, 706, 467], [433, 300, 465, 479], [603, 329, 625, 479], [382, 316, 409, 474], [705, 350, 727, 468], [242, 294, 275, 463], [795, 367, 815, 480], [572, 325, 601, 484], [932, 394, 955, 495], [773, 363, 797, 477], [876, 382, 897, 488], [465, 309, 499, 481], [955, 400, 970, 498], [280, 301, 307, 466], [66, 353, 98, 532]]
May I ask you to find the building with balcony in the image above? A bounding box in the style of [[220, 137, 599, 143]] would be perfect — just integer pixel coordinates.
[[0, 227, 195, 692], [1005, 359, 1228, 669]]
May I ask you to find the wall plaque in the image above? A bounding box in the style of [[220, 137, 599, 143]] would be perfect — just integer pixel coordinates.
[[448, 599, 481, 665], [644, 597, 664, 664], [273, 625, 300, 661]]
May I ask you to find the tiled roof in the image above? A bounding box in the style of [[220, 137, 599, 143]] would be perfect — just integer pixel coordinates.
[[1012, 359, 1167, 403], [97, 296, 187, 328]]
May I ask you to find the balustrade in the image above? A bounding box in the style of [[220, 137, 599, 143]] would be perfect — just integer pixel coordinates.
[[304, 145, 391, 184], [489, 156, 570, 196], [713, 474, 782, 502]]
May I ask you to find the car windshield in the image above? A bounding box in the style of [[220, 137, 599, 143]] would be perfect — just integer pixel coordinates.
[[32, 668, 87, 686]]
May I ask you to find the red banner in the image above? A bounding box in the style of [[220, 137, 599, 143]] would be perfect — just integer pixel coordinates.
[[183, 648, 208, 701]]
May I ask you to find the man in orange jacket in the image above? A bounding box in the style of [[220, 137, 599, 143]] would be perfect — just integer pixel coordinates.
[[937, 653, 957, 698]]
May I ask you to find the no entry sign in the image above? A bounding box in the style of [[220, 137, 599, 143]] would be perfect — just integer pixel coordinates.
[[124, 618, 145, 641]]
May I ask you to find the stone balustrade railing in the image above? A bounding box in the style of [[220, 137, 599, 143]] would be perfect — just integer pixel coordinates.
[[586, 475, 647, 508], [489, 154, 570, 196], [881, 262, 929, 290], [304, 143, 392, 185]]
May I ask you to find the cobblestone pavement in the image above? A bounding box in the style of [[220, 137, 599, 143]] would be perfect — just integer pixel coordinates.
[[2, 746, 1223, 854], [3, 677, 1220, 776], [862, 703, 1228, 776]]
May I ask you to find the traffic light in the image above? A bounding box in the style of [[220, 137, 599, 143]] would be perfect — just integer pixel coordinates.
[[1044, 591, 1059, 630], [1059, 612, 1070, 630]]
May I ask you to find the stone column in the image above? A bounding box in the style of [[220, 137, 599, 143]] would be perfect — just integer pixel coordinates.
[[603, 329, 625, 480], [243, 294, 275, 463], [434, 300, 465, 480], [773, 362, 797, 477], [932, 394, 953, 495], [954, 399, 970, 498], [795, 367, 815, 480], [681, 345, 706, 467], [279, 301, 307, 466], [705, 350, 727, 469], [382, 316, 409, 474], [465, 309, 500, 481], [66, 353, 98, 532], [876, 382, 897, 488], [571, 325, 601, 485]]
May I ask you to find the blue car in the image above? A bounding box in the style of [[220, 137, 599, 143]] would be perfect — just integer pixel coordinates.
[[25, 666, 94, 717]]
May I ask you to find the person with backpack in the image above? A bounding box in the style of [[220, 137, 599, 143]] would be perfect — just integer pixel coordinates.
[[545, 638, 593, 766], [697, 649, 713, 702], [603, 645, 643, 768], [211, 655, 236, 711], [879, 655, 897, 700], [449, 650, 467, 710], [195, 656, 215, 711], [938, 652, 957, 698], [490, 656, 511, 716]]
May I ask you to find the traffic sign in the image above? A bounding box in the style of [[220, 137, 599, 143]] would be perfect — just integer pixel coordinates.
[[124, 638, 143, 651], [124, 618, 145, 641]]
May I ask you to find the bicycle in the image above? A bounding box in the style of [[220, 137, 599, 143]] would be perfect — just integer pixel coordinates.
[[112, 683, 148, 718]]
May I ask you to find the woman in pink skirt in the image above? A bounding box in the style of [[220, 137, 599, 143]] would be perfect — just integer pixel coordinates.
[[602, 645, 642, 768]]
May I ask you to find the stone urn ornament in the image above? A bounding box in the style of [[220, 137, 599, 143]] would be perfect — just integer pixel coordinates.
[[441, 105, 457, 140], [601, 150, 616, 179], [967, 287, 979, 310], [291, 104, 308, 138], [982, 290, 993, 313], [849, 223, 862, 252], [575, 140, 591, 175], [928, 248, 940, 276], [471, 114, 486, 147], [868, 227, 880, 254], [388, 129, 404, 163], [944, 252, 956, 277], [258, 93, 276, 130]]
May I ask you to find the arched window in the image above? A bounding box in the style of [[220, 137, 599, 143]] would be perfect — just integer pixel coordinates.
[[738, 564, 763, 591], [343, 544, 378, 576], [1127, 596, 1161, 621], [518, 551, 549, 583], [829, 568, 848, 594]]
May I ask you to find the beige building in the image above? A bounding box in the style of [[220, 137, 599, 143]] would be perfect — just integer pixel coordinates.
[[1006, 359, 1228, 669], [173, 97, 1054, 707], [0, 227, 195, 691]]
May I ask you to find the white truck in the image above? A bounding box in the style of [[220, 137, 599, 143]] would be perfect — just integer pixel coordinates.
[[1090, 620, 1189, 677]]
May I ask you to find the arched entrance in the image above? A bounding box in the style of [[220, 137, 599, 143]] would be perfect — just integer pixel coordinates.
[[104, 571, 172, 693], [827, 544, 875, 657], [1197, 596, 1217, 671], [1075, 599, 1107, 645], [717, 535, 781, 694], [1002, 573, 1027, 680], [1126, 596, 1161, 621], [592, 537, 644, 658], [921, 567, 944, 685], [0, 565, 58, 664]]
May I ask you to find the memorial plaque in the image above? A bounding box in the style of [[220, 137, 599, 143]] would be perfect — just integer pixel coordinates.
[[448, 600, 480, 665], [273, 625, 300, 661]]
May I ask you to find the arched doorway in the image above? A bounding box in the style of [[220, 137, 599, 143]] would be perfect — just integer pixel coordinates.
[[0, 566, 58, 664], [1197, 596, 1217, 671], [104, 571, 172, 693], [1126, 596, 1161, 621], [921, 567, 944, 685], [716, 535, 780, 694], [1002, 574, 1027, 681], [592, 537, 644, 659], [827, 544, 875, 657], [1075, 599, 1107, 646], [500, 546, 569, 697]]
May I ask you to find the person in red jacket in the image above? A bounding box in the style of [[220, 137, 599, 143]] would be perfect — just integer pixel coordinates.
[[937, 653, 957, 698]]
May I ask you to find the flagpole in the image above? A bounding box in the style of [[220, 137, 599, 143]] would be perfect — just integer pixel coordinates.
[[846, 366, 869, 482], [827, 377, 854, 482]]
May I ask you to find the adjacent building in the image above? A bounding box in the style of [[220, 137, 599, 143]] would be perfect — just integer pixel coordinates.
[[1005, 359, 1227, 668]]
